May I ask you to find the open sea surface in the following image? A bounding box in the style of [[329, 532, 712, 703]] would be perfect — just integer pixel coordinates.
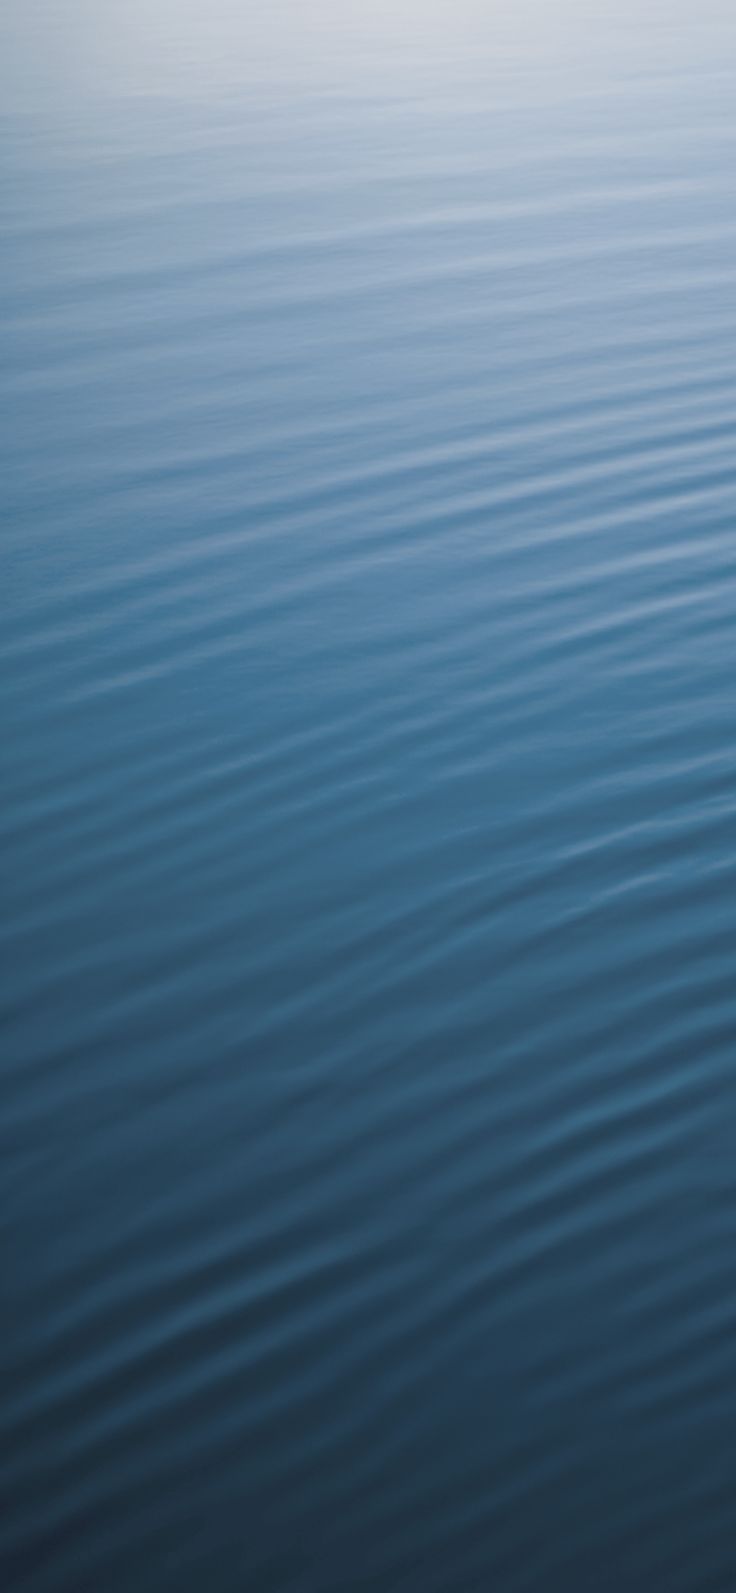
[[4, 5, 736, 1589]]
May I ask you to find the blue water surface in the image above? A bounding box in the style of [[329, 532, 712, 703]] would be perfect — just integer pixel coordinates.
[[4, 5, 736, 1590]]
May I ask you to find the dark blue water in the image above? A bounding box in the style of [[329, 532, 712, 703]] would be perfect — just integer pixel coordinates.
[[4, 5, 736, 1590]]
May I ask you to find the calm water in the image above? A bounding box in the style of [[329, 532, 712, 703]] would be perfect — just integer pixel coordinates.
[[4, 5, 736, 1589]]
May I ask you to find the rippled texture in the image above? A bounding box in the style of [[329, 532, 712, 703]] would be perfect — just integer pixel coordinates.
[[4, 5, 736, 1590]]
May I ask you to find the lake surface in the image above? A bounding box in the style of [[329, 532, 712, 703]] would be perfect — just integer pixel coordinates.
[[4, 5, 736, 1589]]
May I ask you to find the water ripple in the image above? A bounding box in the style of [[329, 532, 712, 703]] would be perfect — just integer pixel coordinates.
[[5, 19, 736, 1593]]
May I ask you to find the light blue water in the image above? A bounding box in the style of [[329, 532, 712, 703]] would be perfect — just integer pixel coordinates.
[[4, 5, 736, 1590]]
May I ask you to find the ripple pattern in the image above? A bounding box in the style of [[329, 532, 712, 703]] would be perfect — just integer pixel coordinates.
[[4, 7, 736, 1591]]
